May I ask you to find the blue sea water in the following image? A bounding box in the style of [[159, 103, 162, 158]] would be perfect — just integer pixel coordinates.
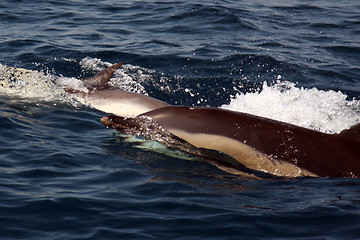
[[1, 0, 360, 239]]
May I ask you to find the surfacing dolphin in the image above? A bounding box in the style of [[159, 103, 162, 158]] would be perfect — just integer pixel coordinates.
[[100, 106, 360, 178]]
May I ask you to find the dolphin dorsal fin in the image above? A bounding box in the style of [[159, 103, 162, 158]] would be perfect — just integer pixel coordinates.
[[338, 123, 360, 140], [82, 62, 123, 89]]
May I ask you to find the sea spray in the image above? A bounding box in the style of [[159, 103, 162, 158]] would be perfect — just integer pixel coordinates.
[[222, 81, 360, 133]]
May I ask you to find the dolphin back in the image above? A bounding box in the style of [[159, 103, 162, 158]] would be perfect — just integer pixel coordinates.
[[338, 122, 360, 141]]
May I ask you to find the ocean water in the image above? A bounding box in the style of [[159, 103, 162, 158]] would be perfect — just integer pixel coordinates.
[[1, 0, 360, 239]]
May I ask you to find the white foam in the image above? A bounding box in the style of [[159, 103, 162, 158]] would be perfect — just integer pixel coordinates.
[[221, 81, 360, 133], [0, 63, 66, 102], [56, 77, 88, 93]]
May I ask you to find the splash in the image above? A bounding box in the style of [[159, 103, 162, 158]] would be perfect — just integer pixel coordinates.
[[221, 81, 360, 133], [0, 63, 66, 102]]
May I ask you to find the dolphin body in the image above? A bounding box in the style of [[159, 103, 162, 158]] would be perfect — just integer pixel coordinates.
[[101, 106, 360, 178]]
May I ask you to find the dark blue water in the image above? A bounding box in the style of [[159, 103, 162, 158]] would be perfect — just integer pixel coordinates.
[[1, 0, 360, 239]]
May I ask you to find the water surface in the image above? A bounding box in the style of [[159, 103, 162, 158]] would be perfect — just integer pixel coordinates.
[[1, 0, 360, 239]]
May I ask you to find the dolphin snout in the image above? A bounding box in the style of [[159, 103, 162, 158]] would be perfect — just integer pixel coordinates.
[[100, 116, 112, 127]]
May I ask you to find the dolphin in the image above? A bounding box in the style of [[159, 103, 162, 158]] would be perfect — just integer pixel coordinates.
[[68, 62, 170, 117], [0, 62, 169, 117], [100, 106, 360, 178]]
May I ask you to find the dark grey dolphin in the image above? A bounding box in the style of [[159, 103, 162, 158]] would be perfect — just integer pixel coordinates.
[[101, 106, 360, 178]]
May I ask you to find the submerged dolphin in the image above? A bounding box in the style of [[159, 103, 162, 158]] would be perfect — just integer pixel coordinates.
[[101, 106, 360, 178], [66, 62, 170, 117], [0, 62, 169, 117]]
